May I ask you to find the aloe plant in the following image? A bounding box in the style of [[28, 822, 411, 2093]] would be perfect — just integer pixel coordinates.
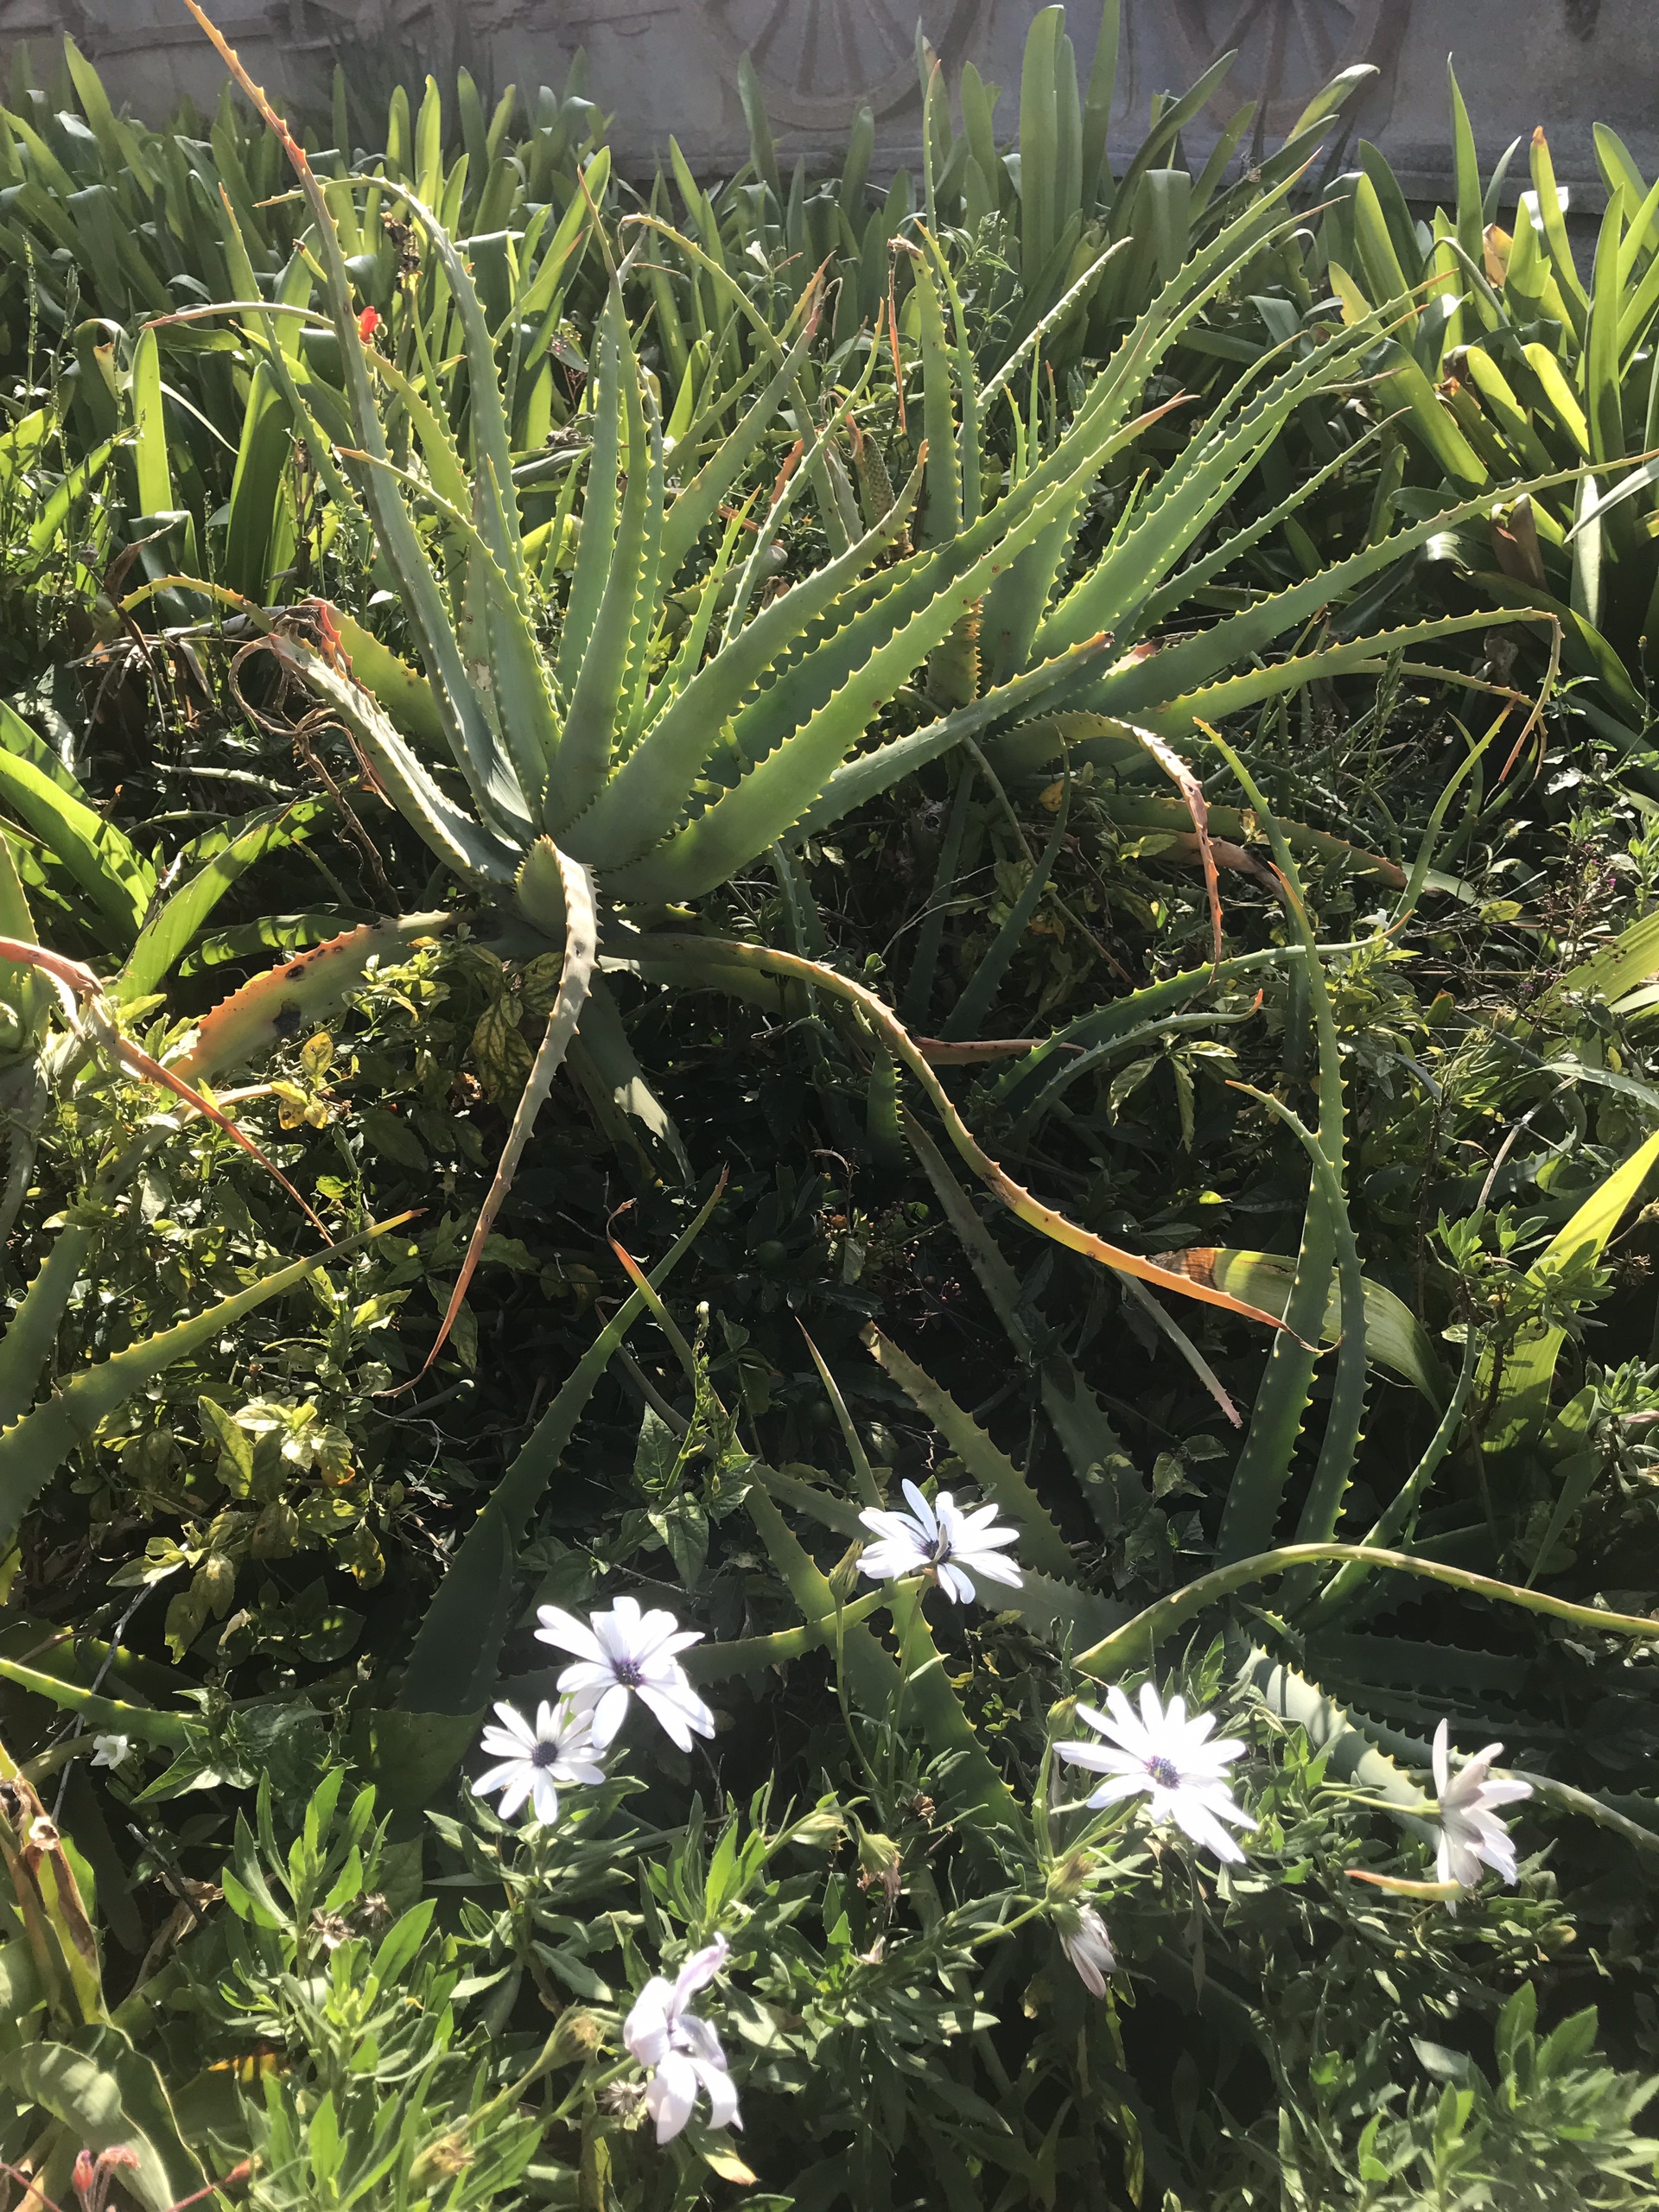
[[180, 3, 1568, 1374]]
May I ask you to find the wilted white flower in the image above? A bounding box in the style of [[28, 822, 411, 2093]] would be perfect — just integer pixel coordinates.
[[1433, 1718, 1533, 1909], [536, 1595, 715, 1752], [858, 1479, 1023, 1604], [624, 1934, 741, 2144], [1057, 1903, 1116, 1997], [90, 1734, 130, 1770], [1055, 1682, 1255, 1864], [473, 1697, 604, 1825]]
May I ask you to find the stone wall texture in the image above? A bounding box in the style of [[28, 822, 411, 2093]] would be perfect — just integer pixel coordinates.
[[2, 2, 1656, 203]]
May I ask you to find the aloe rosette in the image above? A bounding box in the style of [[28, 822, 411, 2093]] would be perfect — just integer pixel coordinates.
[[181, 3, 1565, 1358]]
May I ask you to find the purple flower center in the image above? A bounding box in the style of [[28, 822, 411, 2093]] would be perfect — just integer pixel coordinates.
[[530, 1741, 560, 1770], [1147, 1756, 1182, 1789], [613, 1658, 645, 1688], [925, 1535, 955, 1567]]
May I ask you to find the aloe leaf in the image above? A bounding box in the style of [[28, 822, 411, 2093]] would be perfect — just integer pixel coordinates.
[[1037, 322, 1396, 657], [184, 8, 507, 815], [1231, 1081, 1369, 1567], [684, 1587, 893, 1681], [614, 461, 1118, 900], [550, 289, 657, 827], [0, 1214, 408, 1548], [412, 849, 595, 1383], [1071, 1541, 1659, 1682], [1306, 1338, 1480, 1627], [886, 1591, 1024, 1830], [1238, 1645, 1435, 1834], [657, 292, 822, 582], [1084, 459, 1607, 727], [318, 605, 446, 747], [172, 910, 454, 1082], [263, 634, 521, 883], [1210, 748, 1347, 1567], [563, 974, 690, 1181], [115, 799, 327, 1002], [397, 1181, 724, 1716], [864, 1325, 1074, 1580], [911, 243, 961, 546], [788, 634, 1110, 853], [565, 467, 923, 870]]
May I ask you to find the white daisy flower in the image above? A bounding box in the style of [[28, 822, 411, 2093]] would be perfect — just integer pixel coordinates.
[[535, 1595, 715, 1753], [473, 1697, 605, 1825], [624, 1934, 742, 2145], [1055, 1682, 1255, 1864], [857, 1479, 1023, 1605], [1432, 1718, 1533, 1910], [1057, 1903, 1116, 1998], [90, 1733, 130, 1770]]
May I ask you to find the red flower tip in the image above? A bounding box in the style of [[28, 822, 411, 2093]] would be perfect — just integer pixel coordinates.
[[357, 306, 381, 343]]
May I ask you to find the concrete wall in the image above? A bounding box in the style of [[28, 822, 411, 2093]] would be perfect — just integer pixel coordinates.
[[3, 2, 1656, 207]]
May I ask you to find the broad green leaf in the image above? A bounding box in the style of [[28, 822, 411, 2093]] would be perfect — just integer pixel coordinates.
[[0, 703, 154, 944], [1163, 1249, 1446, 1407], [116, 799, 328, 1001], [1484, 1127, 1659, 1456]]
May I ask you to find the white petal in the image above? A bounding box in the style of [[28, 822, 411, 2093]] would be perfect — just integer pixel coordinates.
[[964, 1549, 1022, 1588], [1171, 1796, 1248, 1863], [535, 1606, 604, 1662], [937, 1561, 975, 1604], [625, 1982, 674, 2068], [673, 1937, 728, 2004], [900, 1479, 938, 1538], [638, 1681, 713, 1750], [1084, 1770, 1152, 1811], [588, 1683, 632, 1749], [860, 1539, 925, 1581], [1099, 1687, 1153, 1758], [490, 1700, 537, 1746], [474, 1759, 524, 1800], [1433, 1717, 1451, 1797], [696, 2056, 741, 2130], [861, 1509, 920, 1541], [556, 1659, 615, 1699], [494, 1772, 531, 1821], [1138, 1681, 1168, 1740], [648, 2052, 698, 2144], [1476, 1777, 1533, 1808], [627, 1607, 687, 1664], [530, 1772, 561, 1826], [1055, 1740, 1141, 1777]]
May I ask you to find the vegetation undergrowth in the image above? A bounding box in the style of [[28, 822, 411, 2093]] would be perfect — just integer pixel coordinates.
[[0, 3, 1657, 2206]]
